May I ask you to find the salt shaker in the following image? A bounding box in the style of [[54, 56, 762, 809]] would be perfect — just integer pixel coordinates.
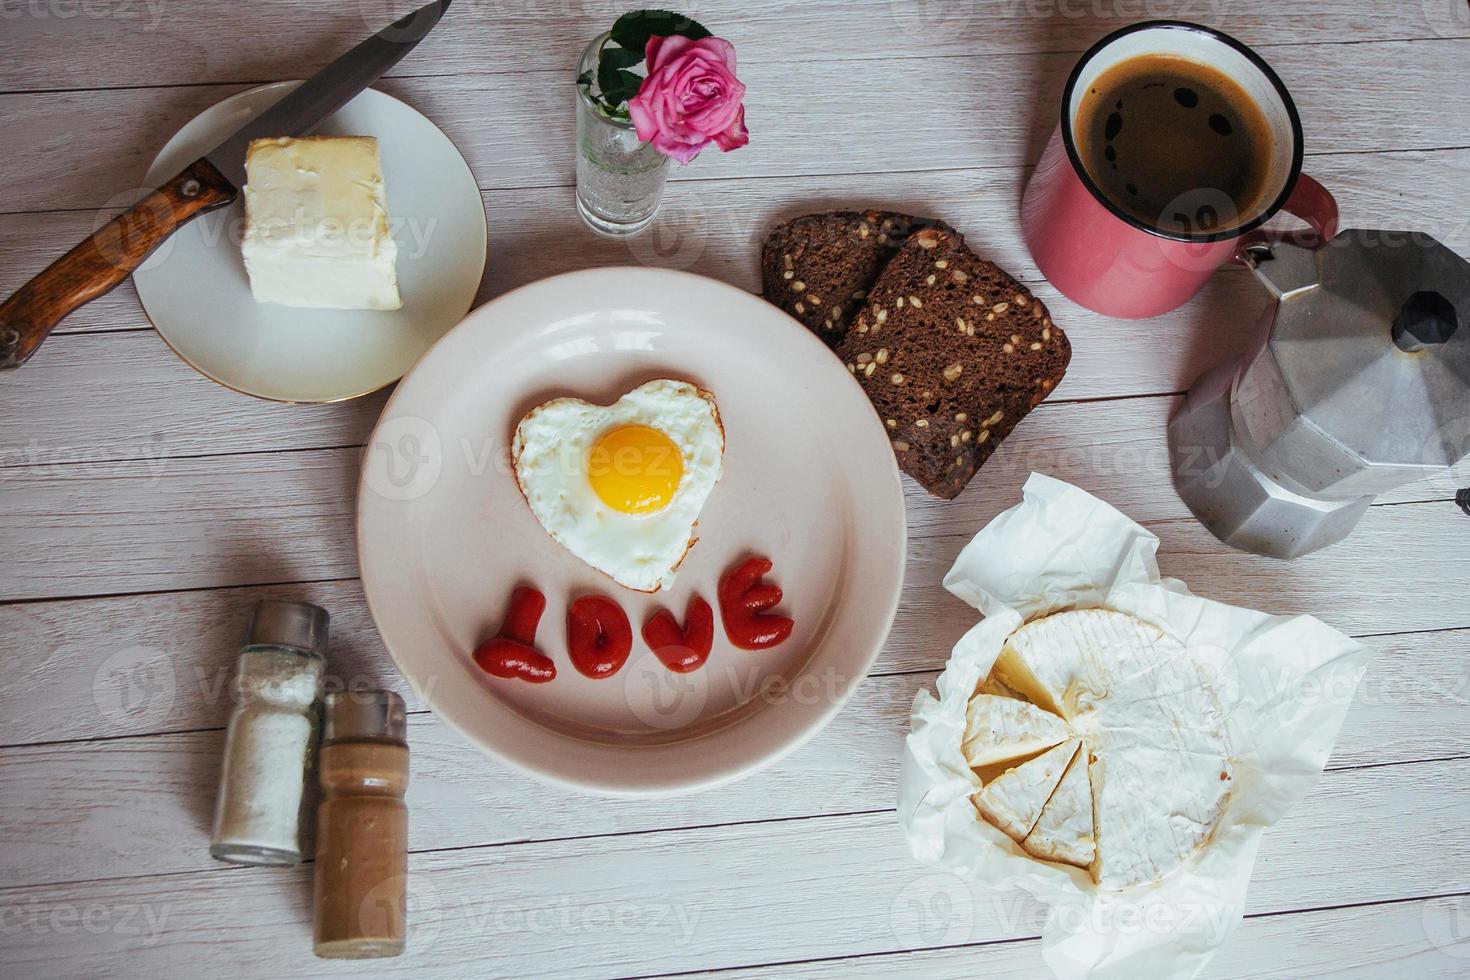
[[209, 600, 329, 866], [313, 690, 410, 959]]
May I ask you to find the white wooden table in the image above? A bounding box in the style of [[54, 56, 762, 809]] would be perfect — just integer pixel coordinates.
[[3, 2, 1470, 976]]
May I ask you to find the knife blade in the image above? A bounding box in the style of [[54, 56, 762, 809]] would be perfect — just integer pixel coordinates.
[[206, 0, 450, 188], [0, 0, 451, 370]]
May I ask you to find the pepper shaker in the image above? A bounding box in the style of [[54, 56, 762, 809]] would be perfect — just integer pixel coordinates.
[[209, 600, 329, 866], [313, 689, 410, 959]]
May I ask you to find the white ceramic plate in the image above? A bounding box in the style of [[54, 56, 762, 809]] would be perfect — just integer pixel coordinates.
[[133, 81, 486, 402], [357, 268, 908, 796]]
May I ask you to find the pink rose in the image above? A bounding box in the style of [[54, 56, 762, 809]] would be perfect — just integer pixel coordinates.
[[628, 34, 749, 165]]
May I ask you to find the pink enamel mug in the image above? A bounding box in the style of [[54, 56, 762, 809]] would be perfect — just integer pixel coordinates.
[[1021, 21, 1339, 320]]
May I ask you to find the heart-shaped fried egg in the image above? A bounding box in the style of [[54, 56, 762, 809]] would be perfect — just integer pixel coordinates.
[[511, 379, 725, 592]]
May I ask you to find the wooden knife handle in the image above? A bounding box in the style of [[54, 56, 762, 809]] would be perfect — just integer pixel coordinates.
[[0, 157, 237, 369]]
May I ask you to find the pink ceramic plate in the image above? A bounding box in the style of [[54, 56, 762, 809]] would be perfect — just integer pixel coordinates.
[[357, 268, 907, 796]]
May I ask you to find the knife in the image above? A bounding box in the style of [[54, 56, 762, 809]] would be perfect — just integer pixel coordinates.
[[0, 0, 451, 369]]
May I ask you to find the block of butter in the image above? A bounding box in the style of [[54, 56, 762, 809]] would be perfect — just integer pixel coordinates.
[[240, 136, 402, 310]]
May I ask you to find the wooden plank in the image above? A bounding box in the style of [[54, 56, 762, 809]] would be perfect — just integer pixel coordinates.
[[5, 384, 1464, 605], [0, 623, 1464, 887], [0, 578, 397, 744], [3, 536, 1466, 745], [5, 146, 1468, 463], [0, 330, 389, 469], [659, 896, 1470, 979], [0, 759, 1465, 977], [3, 392, 1466, 604], [0, 446, 364, 600], [466, 147, 1470, 327], [3, 40, 1469, 214], [5, 145, 1466, 342], [1143, 511, 1470, 645], [1, 288, 1254, 465], [0, 677, 915, 888], [2, 0, 1464, 94]]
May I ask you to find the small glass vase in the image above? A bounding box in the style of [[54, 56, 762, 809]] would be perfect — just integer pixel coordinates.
[[575, 32, 670, 238]]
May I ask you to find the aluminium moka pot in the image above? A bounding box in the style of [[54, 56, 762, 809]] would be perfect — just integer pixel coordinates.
[[1169, 228, 1470, 559]]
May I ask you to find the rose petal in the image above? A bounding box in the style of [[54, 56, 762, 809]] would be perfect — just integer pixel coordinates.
[[698, 37, 737, 71], [645, 33, 696, 72], [656, 132, 708, 165], [711, 104, 749, 152], [643, 34, 667, 69], [627, 92, 659, 143]]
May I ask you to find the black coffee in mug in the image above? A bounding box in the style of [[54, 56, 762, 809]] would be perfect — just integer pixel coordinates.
[[1075, 54, 1275, 236]]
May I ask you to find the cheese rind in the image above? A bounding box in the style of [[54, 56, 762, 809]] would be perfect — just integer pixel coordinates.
[[1022, 740, 1095, 868], [962, 693, 1070, 768], [974, 738, 1080, 842], [240, 136, 401, 310]]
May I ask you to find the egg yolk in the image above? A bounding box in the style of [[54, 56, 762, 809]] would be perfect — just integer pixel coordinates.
[[587, 425, 684, 514]]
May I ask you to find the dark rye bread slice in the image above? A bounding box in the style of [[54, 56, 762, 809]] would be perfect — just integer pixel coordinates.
[[761, 211, 955, 348], [834, 227, 1071, 499]]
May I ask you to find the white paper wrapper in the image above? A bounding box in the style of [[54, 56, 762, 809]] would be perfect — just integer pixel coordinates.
[[897, 474, 1369, 979]]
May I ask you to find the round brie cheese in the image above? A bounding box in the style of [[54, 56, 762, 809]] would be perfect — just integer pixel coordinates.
[[967, 608, 1234, 890]]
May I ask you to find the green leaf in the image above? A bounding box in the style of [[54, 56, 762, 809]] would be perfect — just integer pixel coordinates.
[[593, 40, 647, 110], [609, 9, 711, 56], [600, 45, 643, 71], [598, 65, 643, 107], [576, 69, 594, 88]]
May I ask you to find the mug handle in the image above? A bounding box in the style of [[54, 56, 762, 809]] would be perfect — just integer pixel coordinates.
[[1233, 172, 1339, 266]]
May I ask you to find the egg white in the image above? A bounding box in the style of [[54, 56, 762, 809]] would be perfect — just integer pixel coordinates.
[[511, 379, 725, 592]]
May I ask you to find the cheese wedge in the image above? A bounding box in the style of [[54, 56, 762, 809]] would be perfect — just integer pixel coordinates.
[[1022, 740, 1095, 868], [1087, 741, 1231, 890], [992, 608, 1163, 716], [240, 135, 401, 310], [973, 738, 1080, 842], [962, 693, 1070, 768]]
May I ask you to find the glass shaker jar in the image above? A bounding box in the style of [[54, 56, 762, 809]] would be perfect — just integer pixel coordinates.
[[314, 690, 410, 959], [209, 600, 329, 866]]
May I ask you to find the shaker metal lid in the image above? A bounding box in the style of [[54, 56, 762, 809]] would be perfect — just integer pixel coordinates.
[[1254, 230, 1470, 469], [324, 690, 408, 744], [247, 599, 330, 656]]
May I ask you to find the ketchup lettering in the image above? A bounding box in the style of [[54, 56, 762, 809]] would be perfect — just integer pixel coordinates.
[[718, 556, 796, 650], [642, 595, 715, 673], [472, 586, 556, 683], [566, 594, 634, 679]]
